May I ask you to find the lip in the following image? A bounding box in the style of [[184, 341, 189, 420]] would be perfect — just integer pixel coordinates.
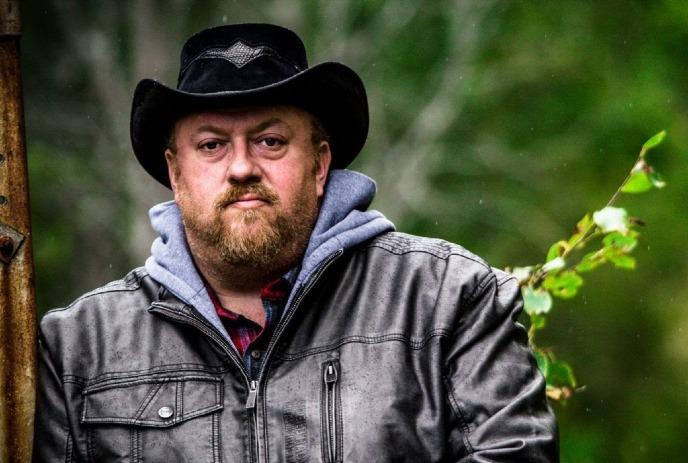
[[228, 195, 268, 209]]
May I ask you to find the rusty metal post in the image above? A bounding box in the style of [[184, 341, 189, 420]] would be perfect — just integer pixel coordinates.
[[0, 0, 37, 461]]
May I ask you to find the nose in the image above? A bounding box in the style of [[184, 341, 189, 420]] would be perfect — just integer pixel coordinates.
[[226, 139, 261, 184]]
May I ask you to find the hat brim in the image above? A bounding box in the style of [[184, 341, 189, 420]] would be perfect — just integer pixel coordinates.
[[130, 62, 368, 189]]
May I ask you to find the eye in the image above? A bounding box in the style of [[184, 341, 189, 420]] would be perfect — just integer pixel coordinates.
[[199, 140, 225, 152], [258, 137, 285, 149]]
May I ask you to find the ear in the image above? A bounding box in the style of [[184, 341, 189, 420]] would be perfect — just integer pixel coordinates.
[[315, 141, 332, 199], [164, 149, 179, 195]]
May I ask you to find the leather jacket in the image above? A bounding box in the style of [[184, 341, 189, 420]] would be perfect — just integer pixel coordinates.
[[34, 232, 558, 462]]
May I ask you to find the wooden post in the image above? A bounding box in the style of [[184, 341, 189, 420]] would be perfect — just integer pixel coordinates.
[[0, 0, 37, 461]]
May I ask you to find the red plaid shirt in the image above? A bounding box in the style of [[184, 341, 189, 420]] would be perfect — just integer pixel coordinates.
[[207, 278, 290, 357]]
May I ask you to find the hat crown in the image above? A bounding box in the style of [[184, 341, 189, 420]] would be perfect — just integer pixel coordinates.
[[177, 24, 309, 93]]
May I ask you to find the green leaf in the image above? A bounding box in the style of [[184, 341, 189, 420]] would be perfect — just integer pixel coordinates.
[[621, 171, 653, 193], [576, 214, 593, 233], [641, 130, 667, 152], [608, 253, 636, 269], [603, 231, 638, 252], [547, 358, 577, 389], [593, 207, 629, 234], [533, 349, 550, 377], [530, 313, 547, 331], [576, 250, 606, 273], [547, 241, 569, 262], [522, 286, 553, 315], [649, 171, 666, 189], [568, 214, 593, 248], [543, 270, 584, 299]]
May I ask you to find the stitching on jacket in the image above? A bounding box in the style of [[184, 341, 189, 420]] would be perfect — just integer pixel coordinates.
[[496, 275, 517, 287], [63, 366, 226, 388], [367, 233, 491, 272], [369, 242, 453, 259], [492, 267, 517, 288], [133, 428, 143, 463], [369, 233, 455, 257], [212, 411, 221, 463], [83, 374, 221, 394], [178, 380, 184, 421], [64, 431, 74, 463], [463, 272, 496, 306], [86, 426, 95, 462], [82, 364, 226, 386], [63, 363, 223, 383], [276, 329, 451, 360], [134, 382, 163, 421], [443, 375, 475, 455], [129, 427, 137, 463], [62, 375, 87, 386], [44, 268, 148, 315], [81, 403, 223, 426]]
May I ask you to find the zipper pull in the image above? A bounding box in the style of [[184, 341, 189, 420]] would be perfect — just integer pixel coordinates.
[[245, 380, 258, 409], [324, 361, 338, 384]]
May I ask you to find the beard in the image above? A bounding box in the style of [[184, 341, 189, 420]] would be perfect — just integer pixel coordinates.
[[176, 178, 319, 272]]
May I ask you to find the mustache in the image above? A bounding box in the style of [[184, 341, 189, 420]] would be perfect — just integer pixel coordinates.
[[215, 182, 280, 209]]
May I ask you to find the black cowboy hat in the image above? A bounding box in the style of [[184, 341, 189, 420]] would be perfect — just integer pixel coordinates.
[[130, 23, 369, 188]]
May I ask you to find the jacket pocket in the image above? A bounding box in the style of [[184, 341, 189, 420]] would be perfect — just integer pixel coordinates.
[[81, 372, 223, 462], [321, 359, 343, 463]]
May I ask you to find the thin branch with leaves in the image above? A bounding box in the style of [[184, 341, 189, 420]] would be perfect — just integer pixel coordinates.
[[506, 130, 668, 402]]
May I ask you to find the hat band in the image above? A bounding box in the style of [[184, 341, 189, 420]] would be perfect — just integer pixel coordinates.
[[178, 54, 302, 93]]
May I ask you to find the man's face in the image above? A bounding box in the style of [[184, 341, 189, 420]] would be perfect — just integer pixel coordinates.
[[165, 105, 331, 270]]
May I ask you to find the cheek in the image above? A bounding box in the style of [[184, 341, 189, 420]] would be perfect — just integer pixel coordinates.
[[176, 162, 226, 193], [291, 171, 320, 208], [175, 176, 213, 209]]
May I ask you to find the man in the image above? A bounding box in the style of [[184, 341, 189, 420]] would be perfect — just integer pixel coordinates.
[[34, 24, 558, 462]]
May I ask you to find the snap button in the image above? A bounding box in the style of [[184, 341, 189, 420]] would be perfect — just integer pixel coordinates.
[[158, 406, 174, 419], [250, 350, 262, 359]]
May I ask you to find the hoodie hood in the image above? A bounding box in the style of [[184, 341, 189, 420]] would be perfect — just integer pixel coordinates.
[[145, 169, 395, 342]]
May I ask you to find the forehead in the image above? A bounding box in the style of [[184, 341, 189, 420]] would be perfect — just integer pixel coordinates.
[[173, 105, 313, 134]]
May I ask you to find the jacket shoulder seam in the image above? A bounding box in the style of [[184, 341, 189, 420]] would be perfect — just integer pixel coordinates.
[[43, 268, 149, 316], [492, 266, 518, 287], [496, 274, 517, 287], [463, 272, 497, 306], [367, 232, 492, 270]]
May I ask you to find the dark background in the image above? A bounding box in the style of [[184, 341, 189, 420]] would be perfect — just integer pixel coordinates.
[[22, 1, 688, 461]]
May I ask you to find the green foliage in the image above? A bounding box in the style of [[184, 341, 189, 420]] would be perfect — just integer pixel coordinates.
[[508, 131, 668, 403], [642, 130, 667, 151], [523, 286, 553, 315]]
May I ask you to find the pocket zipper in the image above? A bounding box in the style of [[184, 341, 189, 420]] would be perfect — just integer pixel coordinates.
[[323, 360, 340, 463]]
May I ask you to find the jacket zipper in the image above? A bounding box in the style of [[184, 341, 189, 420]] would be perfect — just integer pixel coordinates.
[[150, 248, 344, 463], [245, 379, 260, 461], [322, 360, 341, 463], [253, 249, 344, 461]]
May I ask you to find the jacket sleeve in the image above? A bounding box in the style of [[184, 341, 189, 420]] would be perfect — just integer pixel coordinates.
[[33, 324, 77, 462], [444, 270, 559, 462]]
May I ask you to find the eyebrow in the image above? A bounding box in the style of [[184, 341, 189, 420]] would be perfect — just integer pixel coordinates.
[[193, 124, 229, 136], [250, 117, 289, 134], [191, 117, 289, 138]]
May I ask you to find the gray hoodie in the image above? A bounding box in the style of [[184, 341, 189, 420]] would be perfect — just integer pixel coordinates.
[[145, 169, 395, 344]]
